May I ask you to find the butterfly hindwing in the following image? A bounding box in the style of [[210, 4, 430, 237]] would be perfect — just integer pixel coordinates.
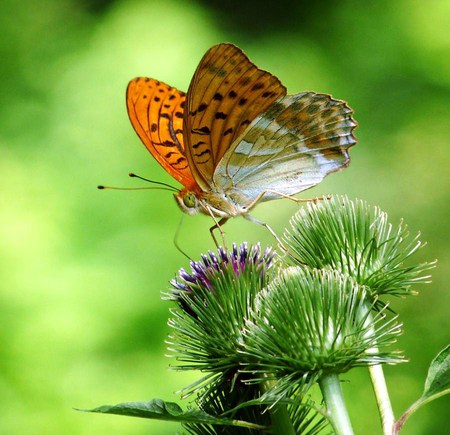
[[214, 92, 357, 205], [126, 77, 197, 190], [184, 43, 287, 190]]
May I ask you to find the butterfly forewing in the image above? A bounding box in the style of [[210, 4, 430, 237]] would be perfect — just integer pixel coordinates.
[[184, 43, 287, 190], [214, 92, 357, 204], [126, 78, 197, 189]]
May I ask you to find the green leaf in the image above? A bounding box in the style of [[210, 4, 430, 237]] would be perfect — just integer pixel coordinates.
[[423, 344, 450, 399], [393, 345, 450, 434], [77, 398, 266, 430]]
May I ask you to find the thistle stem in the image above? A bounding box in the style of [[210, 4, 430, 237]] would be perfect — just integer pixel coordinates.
[[369, 362, 395, 434], [262, 381, 295, 434], [364, 307, 395, 434], [269, 403, 296, 435], [319, 373, 354, 435]]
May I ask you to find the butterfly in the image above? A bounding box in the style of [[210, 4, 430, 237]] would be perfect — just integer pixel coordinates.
[[126, 43, 357, 246]]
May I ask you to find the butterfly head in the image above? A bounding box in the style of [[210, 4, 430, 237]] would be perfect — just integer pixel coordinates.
[[175, 188, 202, 216]]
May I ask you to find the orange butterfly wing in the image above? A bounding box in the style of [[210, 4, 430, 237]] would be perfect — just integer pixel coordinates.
[[126, 77, 198, 190], [184, 43, 287, 191]]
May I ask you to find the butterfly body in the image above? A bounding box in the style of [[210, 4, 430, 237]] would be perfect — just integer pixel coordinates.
[[126, 43, 357, 236], [175, 188, 246, 218]]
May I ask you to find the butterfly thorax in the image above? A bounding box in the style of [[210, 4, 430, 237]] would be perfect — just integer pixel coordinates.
[[175, 187, 248, 218]]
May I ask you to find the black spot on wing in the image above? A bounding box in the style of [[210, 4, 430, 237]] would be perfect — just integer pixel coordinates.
[[198, 103, 208, 112], [192, 126, 211, 135], [262, 91, 277, 98], [251, 82, 264, 91], [195, 149, 211, 158], [192, 140, 206, 149], [239, 77, 251, 86], [162, 140, 176, 147]]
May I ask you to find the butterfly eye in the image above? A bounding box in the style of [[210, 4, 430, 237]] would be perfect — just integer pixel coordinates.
[[183, 192, 197, 209]]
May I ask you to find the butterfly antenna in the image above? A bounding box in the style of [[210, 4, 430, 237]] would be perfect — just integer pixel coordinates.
[[173, 214, 191, 260], [129, 172, 180, 192], [97, 185, 176, 193]]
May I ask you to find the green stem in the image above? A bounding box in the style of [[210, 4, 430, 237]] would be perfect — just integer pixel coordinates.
[[262, 381, 295, 434], [319, 373, 354, 435], [269, 403, 296, 435], [393, 389, 450, 434], [363, 306, 394, 434], [368, 363, 394, 434]]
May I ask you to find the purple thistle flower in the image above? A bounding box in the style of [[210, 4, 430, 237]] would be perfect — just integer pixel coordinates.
[[166, 243, 278, 393], [169, 243, 275, 303]]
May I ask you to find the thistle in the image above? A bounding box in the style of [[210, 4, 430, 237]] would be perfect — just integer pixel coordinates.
[[86, 198, 445, 435], [283, 195, 434, 302], [166, 243, 275, 391], [241, 267, 403, 387]]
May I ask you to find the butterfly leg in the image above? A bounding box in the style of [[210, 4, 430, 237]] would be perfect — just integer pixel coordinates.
[[202, 203, 229, 248], [209, 218, 229, 249], [266, 192, 330, 204], [247, 190, 328, 210], [173, 214, 192, 260], [244, 214, 306, 265], [243, 214, 285, 249]]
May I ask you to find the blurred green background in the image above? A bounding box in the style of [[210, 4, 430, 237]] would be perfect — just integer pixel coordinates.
[[1, 0, 448, 433]]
